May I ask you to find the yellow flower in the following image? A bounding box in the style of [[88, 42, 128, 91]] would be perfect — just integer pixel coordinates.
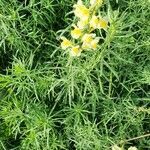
[[90, 37, 99, 49], [90, 0, 103, 7], [82, 34, 99, 50], [77, 19, 88, 29], [97, 18, 108, 29], [81, 34, 95, 49], [111, 145, 122, 150], [128, 146, 138, 150], [70, 45, 81, 56], [60, 37, 72, 50], [90, 15, 99, 29], [71, 26, 82, 39], [82, 43, 89, 49], [81, 33, 96, 43], [73, 0, 90, 20]]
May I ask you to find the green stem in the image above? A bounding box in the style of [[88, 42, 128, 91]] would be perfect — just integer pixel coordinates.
[[120, 133, 150, 144]]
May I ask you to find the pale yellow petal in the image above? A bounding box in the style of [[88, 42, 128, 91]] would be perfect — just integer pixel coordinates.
[[98, 18, 108, 29], [70, 45, 81, 56], [112, 145, 122, 150], [90, 15, 99, 29], [90, 0, 103, 7], [77, 19, 88, 29], [81, 33, 96, 43], [82, 42, 91, 50], [60, 37, 72, 50], [90, 37, 99, 50], [73, 1, 90, 20], [71, 27, 82, 39], [128, 146, 138, 150]]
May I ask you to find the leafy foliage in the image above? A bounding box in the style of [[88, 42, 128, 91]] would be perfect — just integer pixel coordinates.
[[0, 0, 150, 149]]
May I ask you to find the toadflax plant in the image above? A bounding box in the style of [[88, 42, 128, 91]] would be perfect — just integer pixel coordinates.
[[60, 0, 108, 56]]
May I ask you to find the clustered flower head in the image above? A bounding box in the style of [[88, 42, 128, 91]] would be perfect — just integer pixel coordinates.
[[60, 0, 108, 57]]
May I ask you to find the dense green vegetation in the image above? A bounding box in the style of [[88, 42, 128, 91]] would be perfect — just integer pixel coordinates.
[[0, 0, 150, 149]]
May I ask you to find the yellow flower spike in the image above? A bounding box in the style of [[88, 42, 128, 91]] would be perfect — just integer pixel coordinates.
[[70, 45, 81, 57], [98, 18, 108, 30], [59, 0, 108, 56], [90, 0, 103, 7], [73, 0, 90, 20], [71, 26, 82, 39], [60, 37, 72, 50], [90, 15, 99, 29]]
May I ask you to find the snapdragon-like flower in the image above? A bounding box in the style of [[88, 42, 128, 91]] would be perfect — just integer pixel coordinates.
[[61, 37, 72, 49], [90, 37, 100, 49], [112, 145, 122, 150], [82, 34, 99, 50], [82, 33, 96, 43], [70, 45, 81, 56], [90, 15, 108, 30], [81, 33, 96, 49], [60, 0, 108, 57], [128, 147, 138, 150], [97, 18, 108, 29], [73, 0, 90, 20], [77, 19, 88, 29], [90, 15, 99, 29], [71, 25, 82, 39]]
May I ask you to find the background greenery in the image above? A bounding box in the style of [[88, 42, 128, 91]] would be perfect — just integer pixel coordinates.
[[0, 0, 150, 149]]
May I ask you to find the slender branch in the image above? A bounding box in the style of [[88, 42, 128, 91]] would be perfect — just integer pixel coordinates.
[[126, 133, 150, 142], [120, 133, 150, 144]]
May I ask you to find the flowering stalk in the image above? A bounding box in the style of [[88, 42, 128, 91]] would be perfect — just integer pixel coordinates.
[[60, 0, 108, 57]]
